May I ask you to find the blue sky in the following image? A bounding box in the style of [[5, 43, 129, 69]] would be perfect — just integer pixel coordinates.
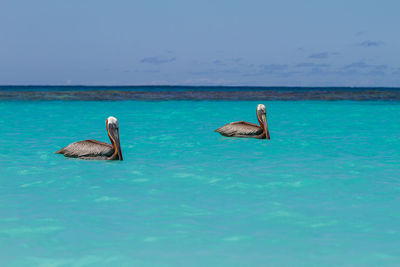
[[1, 0, 399, 86]]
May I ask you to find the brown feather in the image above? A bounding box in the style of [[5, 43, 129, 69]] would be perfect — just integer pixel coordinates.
[[215, 121, 265, 138], [55, 139, 114, 159]]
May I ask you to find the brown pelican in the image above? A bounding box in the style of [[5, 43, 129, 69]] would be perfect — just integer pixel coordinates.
[[55, 116, 123, 160], [215, 104, 270, 139]]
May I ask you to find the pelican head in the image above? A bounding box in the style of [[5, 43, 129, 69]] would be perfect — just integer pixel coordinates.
[[256, 104, 270, 140], [106, 116, 123, 160]]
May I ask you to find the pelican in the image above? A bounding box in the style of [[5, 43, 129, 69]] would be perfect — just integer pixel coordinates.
[[215, 104, 270, 139], [55, 116, 123, 160]]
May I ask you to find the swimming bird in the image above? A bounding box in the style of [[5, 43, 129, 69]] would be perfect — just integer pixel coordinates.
[[214, 104, 270, 139], [55, 116, 123, 160]]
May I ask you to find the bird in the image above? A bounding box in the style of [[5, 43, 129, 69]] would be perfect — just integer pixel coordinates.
[[55, 116, 123, 160], [214, 104, 270, 139]]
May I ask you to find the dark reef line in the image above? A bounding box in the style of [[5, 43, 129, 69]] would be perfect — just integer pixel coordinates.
[[0, 90, 399, 101]]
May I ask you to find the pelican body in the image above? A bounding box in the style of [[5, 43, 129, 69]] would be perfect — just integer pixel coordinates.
[[55, 116, 123, 160], [215, 104, 270, 139]]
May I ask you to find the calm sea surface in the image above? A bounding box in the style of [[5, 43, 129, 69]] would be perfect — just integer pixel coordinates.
[[1, 100, 400, 266]]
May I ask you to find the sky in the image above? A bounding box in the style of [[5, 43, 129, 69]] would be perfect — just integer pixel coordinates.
[[0, 0, 399, 86]]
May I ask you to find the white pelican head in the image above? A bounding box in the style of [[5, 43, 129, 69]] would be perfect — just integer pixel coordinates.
[[256, 104, 270, 140], [106, 116, 123, 160]]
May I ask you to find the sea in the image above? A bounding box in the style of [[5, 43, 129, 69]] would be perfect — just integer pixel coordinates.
[[0, 86, 399, 266]]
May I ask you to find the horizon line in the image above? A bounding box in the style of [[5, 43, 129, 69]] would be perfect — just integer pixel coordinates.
[[1, 85, 400, 89]]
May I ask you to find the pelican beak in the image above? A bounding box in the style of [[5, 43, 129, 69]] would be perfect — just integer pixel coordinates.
[[262, 113, 270, 140], [110, 125, 123, 161]]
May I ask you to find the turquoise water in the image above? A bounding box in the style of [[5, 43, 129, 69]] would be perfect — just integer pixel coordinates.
[[1, 101, 400, 266]]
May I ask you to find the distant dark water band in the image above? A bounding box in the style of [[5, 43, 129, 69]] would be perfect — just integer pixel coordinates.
[[1, 90, 400, 101]]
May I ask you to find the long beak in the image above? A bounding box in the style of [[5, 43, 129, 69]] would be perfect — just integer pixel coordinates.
[[262, 113, 270, 140], [111, 127, 123, 161]]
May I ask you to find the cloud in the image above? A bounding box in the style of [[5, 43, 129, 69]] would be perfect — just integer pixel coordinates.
[[213, 60, 226, 66], [293, 63, 332, 76], [393, 68, 400, 75], [296, 63, 330, 68], [344, 62, 370, 69], [188, 69, 216, 75], [355, 31, 366, 37], [359, 40, 384, 47], [344, 61, 387, 71], [259, 64, 288, 73], [189, 67, 241, 76], [185, 59, 392, 81], [181, 78, 234, 85], [308, 52, 329, 59], [338, 61, 388, 76], [190, 63, 291, 77], [241, 64, 293, 77], [122, 69, 160, 73], [140, 56, 176, 65], [221, 68, 242, 74], [213, 58, 244, 66]]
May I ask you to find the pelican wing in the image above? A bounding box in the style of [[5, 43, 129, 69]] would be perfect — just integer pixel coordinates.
[[214, 121, 263, 137], [55, 139, 114, 159]]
